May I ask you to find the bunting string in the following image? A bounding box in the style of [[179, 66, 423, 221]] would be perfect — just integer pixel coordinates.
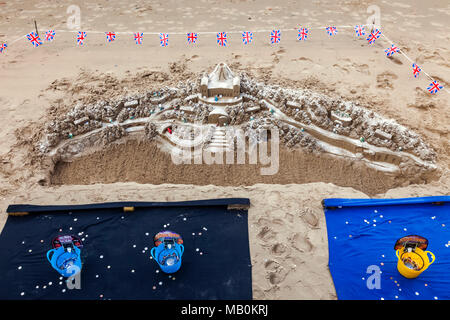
[[0, 22, 447, 95], [380, 32, 449, 94]]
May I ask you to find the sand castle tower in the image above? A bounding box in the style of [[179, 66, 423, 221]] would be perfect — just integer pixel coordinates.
[[199, 63, 242, 125], [200, 62, 240, 98]]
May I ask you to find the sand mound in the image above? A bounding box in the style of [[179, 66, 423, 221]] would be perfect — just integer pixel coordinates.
[[20, 64, 438, 196]]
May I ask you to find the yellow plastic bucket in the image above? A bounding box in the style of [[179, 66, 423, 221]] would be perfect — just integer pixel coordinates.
[[396, 247, 435, 279]]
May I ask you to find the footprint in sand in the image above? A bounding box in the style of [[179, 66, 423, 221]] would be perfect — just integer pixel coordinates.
[[290, 233, 313, 253], [353, 63, 370, 75], [271, 48, 286, 64], [414, 86, 431, 97], [299, 208, 319, 228], [267, 267, 288, 285], [332, 64, 349, 74], [257, 226, 276, 242], [271, 243, 288, 256], [387, 56, 403, 65], [407, 87, 438, 109], [376, 71, 398, 89], [271, 218, 285, 226], [292, 57, 313, 63], [429, 76, 448, 88], [255, 217, 271, 226], [264, 259, 280, 271]]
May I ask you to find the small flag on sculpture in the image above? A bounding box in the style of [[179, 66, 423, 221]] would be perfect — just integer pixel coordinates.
[[217, 32, 227, 47], [77, 31, 86, 45], [45, 30, 55, 42], [412, 63, 421, 78], [134, 32, 143, 45], [297, 27, 308, 41], [384, 44, 399, 57], [0, 43, 7, 53], [160, 33, 169, 47], [27, 31, 43, 47], [242, 31, 253, 45], [325, 26, 337, 36], [427, 80, 443, 94], [270, 30, 281, 44], [187, 33, 198, 44], [105, 32, 116, 42], [367, 29, 381, 44], [354, 25, 365, 37]]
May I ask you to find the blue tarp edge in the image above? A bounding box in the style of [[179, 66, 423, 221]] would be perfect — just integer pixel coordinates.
[[323, 196, 450, 209]]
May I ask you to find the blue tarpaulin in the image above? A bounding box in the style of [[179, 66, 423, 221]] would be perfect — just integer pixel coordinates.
[[323, 196, 450, 300]]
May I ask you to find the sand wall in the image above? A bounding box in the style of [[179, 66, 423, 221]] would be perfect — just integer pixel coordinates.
[[50, 138, 437, 196]]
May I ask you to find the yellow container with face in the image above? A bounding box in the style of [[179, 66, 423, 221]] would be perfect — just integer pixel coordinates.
[[396, 247, 435, 279]]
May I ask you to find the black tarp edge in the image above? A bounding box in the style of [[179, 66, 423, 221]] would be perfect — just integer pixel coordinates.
[[6, 198, 250, 214]]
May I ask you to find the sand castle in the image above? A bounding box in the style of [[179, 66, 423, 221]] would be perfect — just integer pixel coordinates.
[[200, 62, 240, 99], [36, 63, 437, 193], [199, 62, 241, 126]]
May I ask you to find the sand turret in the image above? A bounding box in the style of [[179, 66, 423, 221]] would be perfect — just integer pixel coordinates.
[[200, 62, 240, 98]]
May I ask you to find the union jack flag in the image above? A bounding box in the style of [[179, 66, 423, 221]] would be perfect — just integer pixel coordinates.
[[45, 30, 55, 41], [0, 43, 7, 53], [242, 31, 253, 45], [27, 32, 43, 47], [297, 27, 308, 41], [270, 30, 281, 44], [160, 33, 169, 47], [427, 80, 443, 94], [354, 25, 365, 37], [412, 63, 421, 78], [325, 26, 337, 36], [134, 32, 143, 45], [367, 28, 381, 44], [384, 44, 399, 57], [77, 31, 86, 45], [105, 32, 116, 42], [217, 32, 227, 47], [187, 32, 198, 44]]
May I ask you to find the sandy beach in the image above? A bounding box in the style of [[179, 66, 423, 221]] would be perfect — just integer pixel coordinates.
[[0, 0, 449, 299]]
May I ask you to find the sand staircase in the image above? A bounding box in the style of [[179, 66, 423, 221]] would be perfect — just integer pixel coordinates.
[[205, 126, 232, 153]]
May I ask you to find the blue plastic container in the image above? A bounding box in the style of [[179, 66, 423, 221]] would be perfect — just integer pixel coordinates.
[[151, 241, 184, 274], [47, 246, 82, 278]]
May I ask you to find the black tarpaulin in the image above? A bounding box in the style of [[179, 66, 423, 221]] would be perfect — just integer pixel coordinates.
[[0, 198, 252, 300]]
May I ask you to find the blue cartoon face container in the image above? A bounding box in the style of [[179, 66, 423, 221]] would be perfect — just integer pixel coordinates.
[[46, 235, 83, 278], [151, 231, 184, 274]]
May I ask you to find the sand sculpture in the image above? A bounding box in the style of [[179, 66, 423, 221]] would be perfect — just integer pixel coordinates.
[[37, 63, 437, 189]]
